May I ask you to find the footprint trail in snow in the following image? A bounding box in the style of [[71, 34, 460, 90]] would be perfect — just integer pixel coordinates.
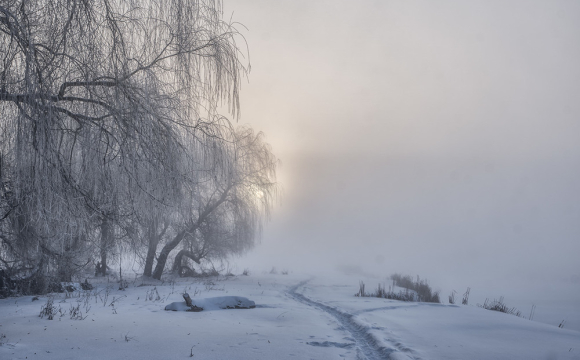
[[287, 280, 418, 360]]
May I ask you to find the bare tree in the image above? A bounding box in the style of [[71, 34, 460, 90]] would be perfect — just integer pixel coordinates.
[[0, 0, 252, 289], [152, 127, 277, 280]]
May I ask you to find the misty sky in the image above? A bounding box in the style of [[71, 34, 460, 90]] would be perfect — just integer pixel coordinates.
[[223, 0, 580, 317]]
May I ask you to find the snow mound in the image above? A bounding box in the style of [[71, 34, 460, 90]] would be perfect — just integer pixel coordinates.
[[165, 296, 256, 311]]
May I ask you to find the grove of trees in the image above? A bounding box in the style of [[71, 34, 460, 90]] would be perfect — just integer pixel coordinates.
[[0, 0, 277, 295]]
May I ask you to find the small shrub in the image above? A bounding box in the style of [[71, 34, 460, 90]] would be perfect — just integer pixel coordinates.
[[449, 290, 456, 304], [223, 264, 236, 277], [269, 267, 277, 274], [80, 279, 93, 291], [203, 280, 224, 292], [39, 297, 62, 320], [108, 295, 127, 307], [63, 283, 76, 293], [389, 273, 440, 303], [242, 268, 250, 276], [281, 269, 289, 275], [69, 303, 87, 320], [355, 281, 366, 297], [356, 281, 438, 302], [118, 279, 129, 291], [375, 283, 390, 298], [528, 304, 536, 320], [145, 287, 161, 301], [477, 296, 522, 317], [100, 287, 111, 306], [462, 287, 471, 305], [356, 273, 442, 303], [430, 291, 441, 303], [187, 287, 201, 297], [558, 320, 566, 328]]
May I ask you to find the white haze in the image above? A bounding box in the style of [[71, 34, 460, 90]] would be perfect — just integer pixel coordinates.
[[224, 0, 580, 330]]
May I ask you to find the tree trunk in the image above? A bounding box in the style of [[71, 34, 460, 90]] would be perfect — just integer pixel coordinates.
[[143, 220, 159, 277], [143, 241, 157, 278], [98, 217, 111, 277], [57, 251, 73, 282], [172, 250, 201, 274], [57, 235, 82, 282], [151, 188, 229, 280], [151, 229, 188, 280]]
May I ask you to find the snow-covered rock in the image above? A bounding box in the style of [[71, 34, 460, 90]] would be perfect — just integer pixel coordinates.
[[164, 296, 256, 311]]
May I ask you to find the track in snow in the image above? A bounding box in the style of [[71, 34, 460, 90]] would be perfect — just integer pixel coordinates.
[[287, 280, 413, 360]]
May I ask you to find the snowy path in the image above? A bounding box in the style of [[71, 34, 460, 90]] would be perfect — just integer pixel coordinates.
[[288, 280, 416, 360]]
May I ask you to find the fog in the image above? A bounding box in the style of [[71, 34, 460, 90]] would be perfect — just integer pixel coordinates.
[[224, 0, 580, 329]]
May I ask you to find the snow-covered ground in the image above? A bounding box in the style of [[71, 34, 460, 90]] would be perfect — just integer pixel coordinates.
[[1, 273, 578, 360]]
